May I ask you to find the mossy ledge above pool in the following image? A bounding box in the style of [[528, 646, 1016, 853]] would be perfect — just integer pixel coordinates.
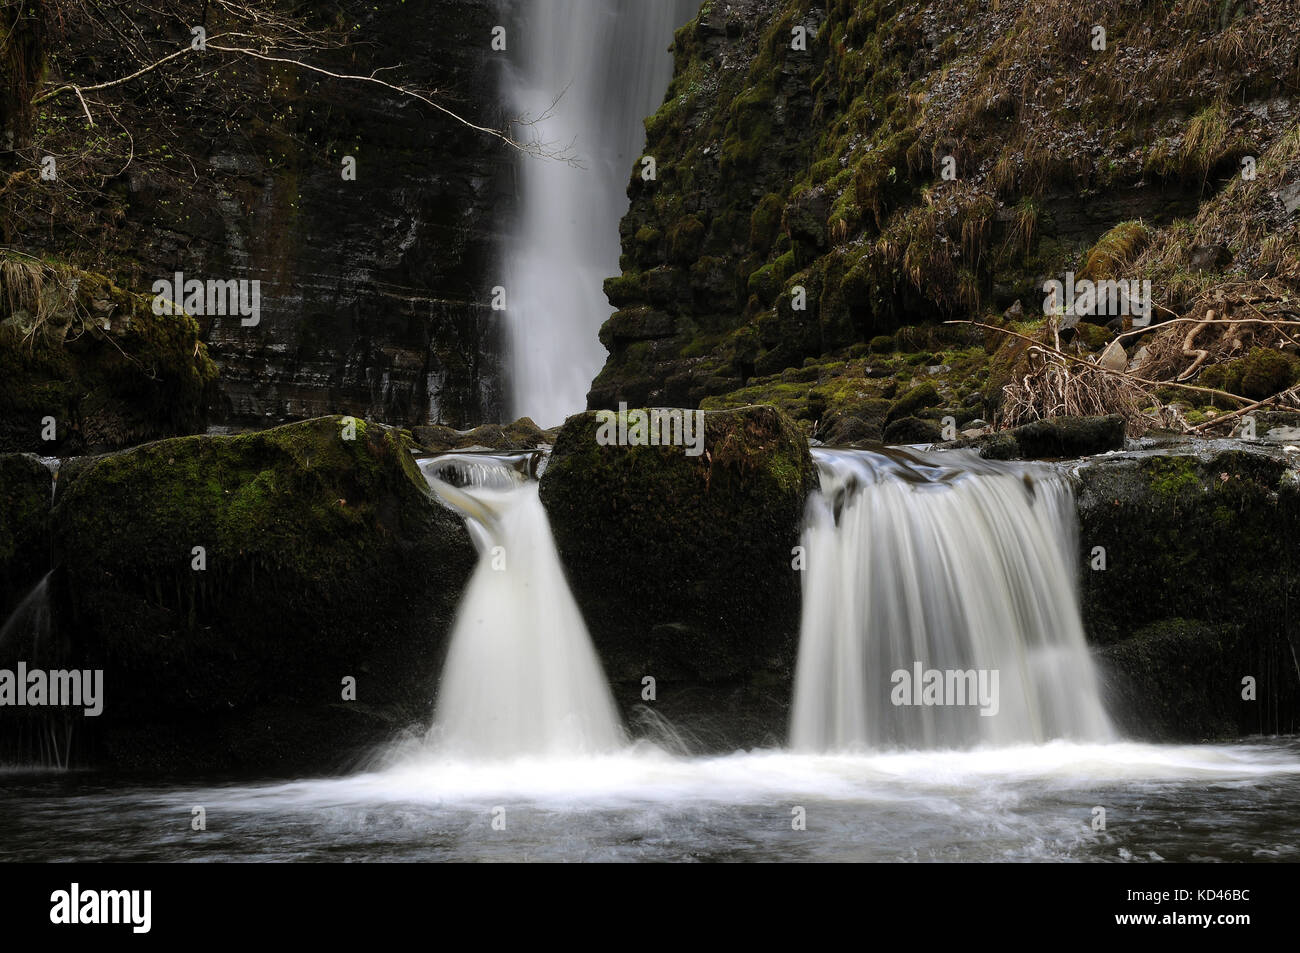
[[47, 416, 475, 774]]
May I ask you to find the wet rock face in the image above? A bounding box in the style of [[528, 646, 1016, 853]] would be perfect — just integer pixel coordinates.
[[205, 0, 511, 430], [1074, 444, 1300, 741], [46, 417, 475, 773], [202, 0, 511, 429], [0, 453, 51, 618], [13, 0, 510, 432], [539, 404, 816, 741]]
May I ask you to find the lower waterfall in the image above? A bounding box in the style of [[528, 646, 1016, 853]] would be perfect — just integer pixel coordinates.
[[791, 448, 1114, 751], [418, 452, 624, 759]]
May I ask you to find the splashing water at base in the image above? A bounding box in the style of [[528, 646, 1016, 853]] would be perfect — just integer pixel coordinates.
[[792, 448, 1113, 751], [419, 454, 624, 759], [7, 740, 1300, 861]]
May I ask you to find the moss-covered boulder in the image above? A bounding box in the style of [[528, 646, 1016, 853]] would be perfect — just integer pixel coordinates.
[[0, 453, 51, 616], [539, 404, 815, 745], [1076, 447, 1300, 740], [49, 416, 474, 773], [883, 416, 941, 445], [411, 417, 556, 452], [1003, 415, 1125, 459], [0, 257, 217, 454], [946, 414, 1125, 459]]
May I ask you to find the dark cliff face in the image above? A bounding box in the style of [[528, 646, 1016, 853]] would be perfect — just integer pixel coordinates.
[[593, 0, 1300, 438], [9, 0, 512, 431], [201, 0, 512, 430]]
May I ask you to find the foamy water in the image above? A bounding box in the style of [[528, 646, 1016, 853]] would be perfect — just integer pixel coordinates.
[[5, 740, 1298, 861]]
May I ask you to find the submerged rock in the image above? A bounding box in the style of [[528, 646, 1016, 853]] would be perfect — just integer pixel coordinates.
[[48, 417, 474, 773], [539, 404, 815, 745]]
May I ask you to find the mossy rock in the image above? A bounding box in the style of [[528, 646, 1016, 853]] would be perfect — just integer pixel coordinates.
[[1010, 415, 1125, 458], [1096, 619, 1262, 741], [750, 193, 784, 254], [412, 417, 555, 452], [1200, 348, 1299, 403], [884, 415, 941, 445], [48, 416, 475, 773], [1076, 448, 1300, 738], [667, 215, 707, 264], [887, 382, 942, 421], [0, 258, 217, 454], [539, 404, 815, 715]]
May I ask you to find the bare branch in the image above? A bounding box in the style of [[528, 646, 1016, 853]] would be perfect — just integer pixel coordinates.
[[947, 320, 1251, 405]]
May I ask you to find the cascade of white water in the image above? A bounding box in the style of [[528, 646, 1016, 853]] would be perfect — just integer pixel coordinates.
[[0, 572, 76, 769], [0, 571, 53, 658], [419, 453, 624, 758], [791, 448, 1114, 751], [502, 0, 699, 426]]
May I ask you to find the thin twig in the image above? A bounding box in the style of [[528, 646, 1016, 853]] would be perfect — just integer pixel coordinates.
[[1186, 386, 1300, 433]]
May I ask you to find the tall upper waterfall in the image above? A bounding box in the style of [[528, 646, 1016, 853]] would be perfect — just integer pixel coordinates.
[[503, 0, 699, 426], [791, 448, 1114, 751], [419, 453, 624, 758]]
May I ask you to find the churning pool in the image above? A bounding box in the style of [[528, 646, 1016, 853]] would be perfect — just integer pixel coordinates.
[[4, 738, 1299, 862]]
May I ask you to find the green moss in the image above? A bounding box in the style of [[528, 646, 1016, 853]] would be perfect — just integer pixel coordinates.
[[1145, 456, 1201, 498], [603, 272, 645, 307], [888, 381, 942, 421], [1239, 348, 1297, 399], [750, 193, 784, 254], [0, 254, 217, 453], [668, 215, 707, 264], [1201, 348, 1299, 401]]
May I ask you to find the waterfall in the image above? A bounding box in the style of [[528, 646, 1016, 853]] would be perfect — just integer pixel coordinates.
[[0, 571, 75, 769], [0, 571, 53, 658], [791, 448, 1114, 751], [502, 0, 699, 426], [419, 452, 624, 758]]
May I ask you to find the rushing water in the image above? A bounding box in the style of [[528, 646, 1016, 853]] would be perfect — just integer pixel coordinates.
[[4, 741, 1300, 861], [0, 571, 52, 658], [4, 443, 1300, 860], [419, 453, 624, 757], [0, 572, 77, 770], [502, 0, 699, 425], [792, 449, 1113, 751]]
